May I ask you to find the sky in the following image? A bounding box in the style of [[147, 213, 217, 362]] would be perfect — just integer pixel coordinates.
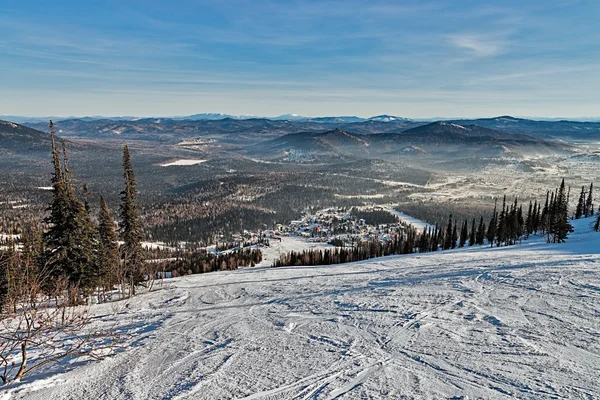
[[1, 0, 599, 118]]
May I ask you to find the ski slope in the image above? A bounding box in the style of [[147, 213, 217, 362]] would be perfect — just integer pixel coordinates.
[[5, 218, 600, 399]]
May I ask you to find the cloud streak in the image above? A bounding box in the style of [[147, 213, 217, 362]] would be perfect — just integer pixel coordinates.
[[448, 33, 506, 57]]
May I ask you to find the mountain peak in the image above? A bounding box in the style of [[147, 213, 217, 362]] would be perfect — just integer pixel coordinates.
[[368, 115, 411, 122]]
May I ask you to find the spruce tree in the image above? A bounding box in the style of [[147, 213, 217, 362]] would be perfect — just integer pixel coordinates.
[[541, 192, 550, 234], [451, 221, 458, 249], [575, 186, 585, 219], [444, 214, 453, 250], [43, 122, 96, 297], [459, 220, 468, 248], [476, 216, 486, 245], [43, 121, 69, 279], [496, 196, 507, 247], [585, 182, 594, 217], [530, 200, 541, 233], [486, 200, 498, 247], [554, 179, 572, 242], [469, 218, 476, 246], [119, 145, 144, 296], [525, 201, 533, 235]]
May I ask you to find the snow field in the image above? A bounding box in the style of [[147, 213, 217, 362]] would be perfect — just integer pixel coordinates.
[[160, 160, 208, 167], [5, 218, 600, 399]]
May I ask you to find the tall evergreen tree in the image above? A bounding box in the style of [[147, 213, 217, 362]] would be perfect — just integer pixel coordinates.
[[459, 220, 468, 248], [575, 186, 585, 219], [554, 179, 572, 243], [534, 200, 541, 233], [585, 182, 594, 217], [443, 214, 453, 250], [119, 145, 144, 296], [496, 196, 507, 246], [541, 191, 550, 234], [525, 201, 533, 235], [43, 122, 96, 297], [469, 218, 476, 246], [451, 221, 458, 249], [486, 200, 498, 247], [476, 216, 486, 245]]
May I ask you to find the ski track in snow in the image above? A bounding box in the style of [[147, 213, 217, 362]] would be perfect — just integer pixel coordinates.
[[5, 219, 600, 399]]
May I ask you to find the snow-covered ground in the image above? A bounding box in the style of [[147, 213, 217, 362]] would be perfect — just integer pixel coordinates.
[[160, 159, 208, 167], [383, 206, 432, 230], [5, 218, 600, 399], [257, 236, 335, 267]]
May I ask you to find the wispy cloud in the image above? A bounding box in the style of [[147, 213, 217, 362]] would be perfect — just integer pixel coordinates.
[[448, 33, 506, 57]]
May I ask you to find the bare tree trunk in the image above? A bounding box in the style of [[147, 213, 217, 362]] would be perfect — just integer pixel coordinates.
[[14, 342, 27, 381]]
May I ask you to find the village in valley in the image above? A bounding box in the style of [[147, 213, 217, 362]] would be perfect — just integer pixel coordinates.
[[223, 205, 426, 267]]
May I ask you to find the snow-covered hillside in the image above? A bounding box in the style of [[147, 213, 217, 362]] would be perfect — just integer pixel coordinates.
[[5, 219, 600, 399]]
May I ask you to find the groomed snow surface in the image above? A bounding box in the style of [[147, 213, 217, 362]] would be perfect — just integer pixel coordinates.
[[5, 218, 600, 399]]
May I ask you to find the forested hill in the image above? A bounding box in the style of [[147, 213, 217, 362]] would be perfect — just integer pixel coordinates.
[[0, 120, 51, 151]]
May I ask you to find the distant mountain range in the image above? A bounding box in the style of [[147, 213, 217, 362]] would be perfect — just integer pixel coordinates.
[[19, 114, 600, 143], [5, 113, 600, 125], [0, 118, 579, 166], [3, 113, 412, 124], [253, 122, 572, 160]]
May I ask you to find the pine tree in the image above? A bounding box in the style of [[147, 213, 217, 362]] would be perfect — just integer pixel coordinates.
[[585, 182, 594, 217], [533, 200, 541, 233], [525, 201, 533, 236], [486, 200, 498, 247], [517, 205, 524, 243], [575, 186, 585, 219], [476, 216, 486, 245], [119, 145, 144, 296], [43, 122, 96, 298], [43, 121, 70, 279], [496, 196, 507, 247], [451, 221, 458, 249], [459, 220, 468, 248], [541, 191, 550, 234], [61, 140, 96, 293], [469, 218, 476, 246], [554, 179, 573, 242], [444, 214, 453, 250]]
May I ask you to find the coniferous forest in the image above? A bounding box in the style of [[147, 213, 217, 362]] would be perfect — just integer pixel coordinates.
[[273, 179, 577, 267]]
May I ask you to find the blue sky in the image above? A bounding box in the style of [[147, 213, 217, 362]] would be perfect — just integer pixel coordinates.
[[1, 0, 599, 118]]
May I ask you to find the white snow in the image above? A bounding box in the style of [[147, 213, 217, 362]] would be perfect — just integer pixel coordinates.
[[160, 159, 208, 167], [140, 241, 175, 250], [4, 218, 600, 399], [257, 236, 335, 267], [0, 121, 19, 129], [385, 207, 432, 230]]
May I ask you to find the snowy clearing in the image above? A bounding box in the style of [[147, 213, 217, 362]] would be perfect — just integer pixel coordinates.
[[160, 159, 208, 167], [5, 218, 600, 399], [377, 206, 432, 230], [257, 236, 335, 267]]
